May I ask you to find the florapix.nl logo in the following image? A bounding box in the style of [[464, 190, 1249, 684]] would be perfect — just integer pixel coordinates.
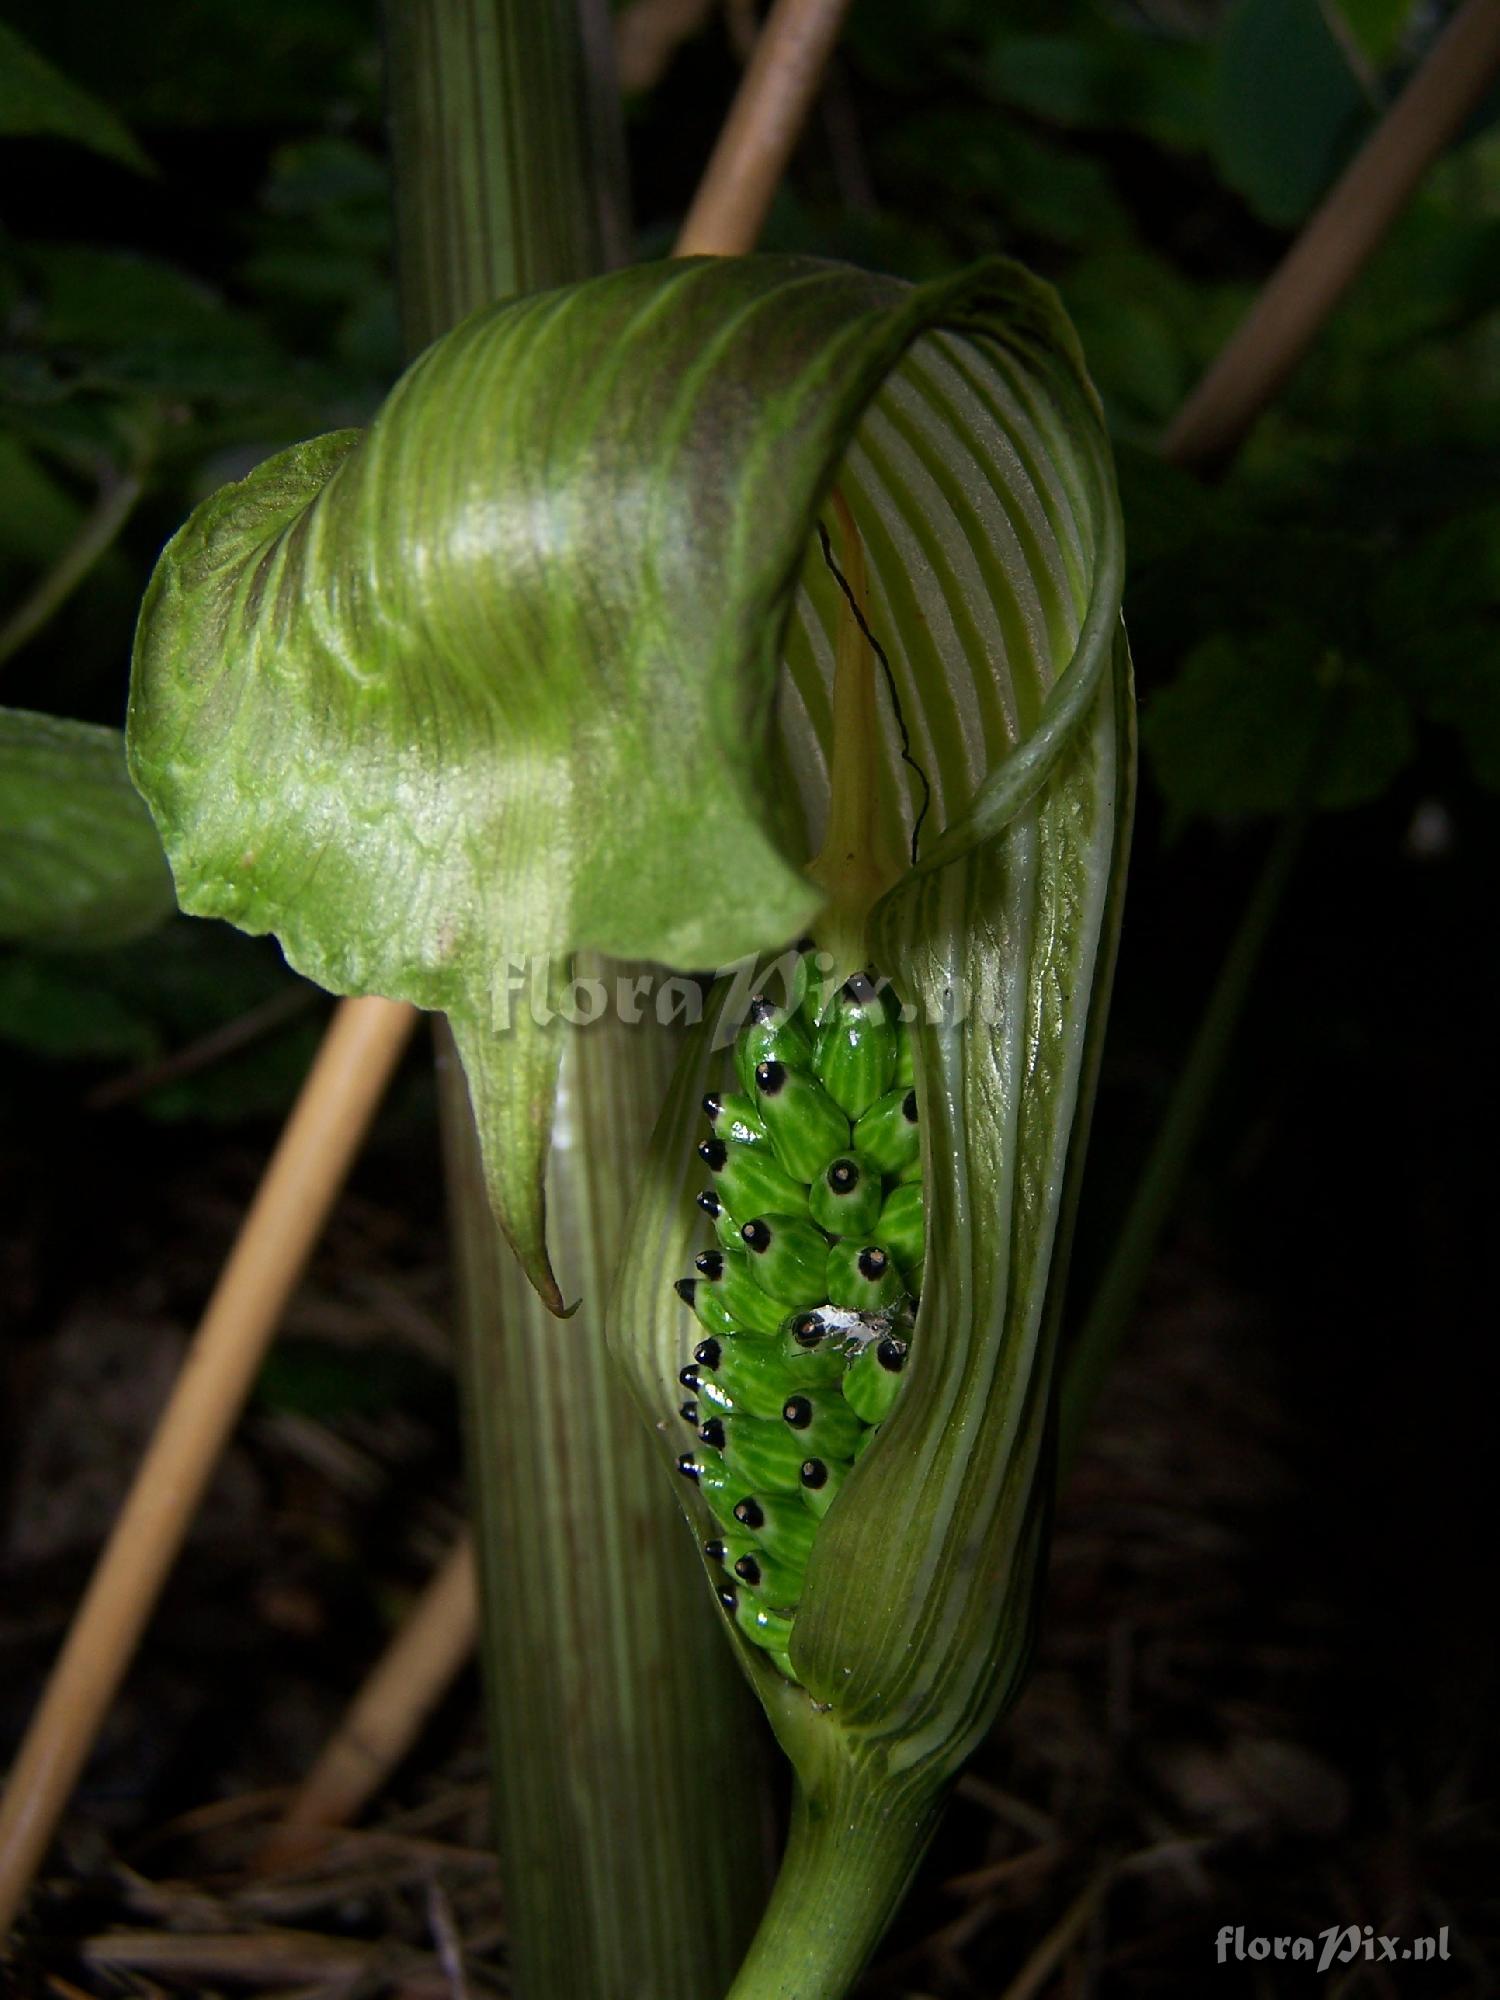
[[1216, 1924, 1452, 1970], [491, 947, 1009, 1039]]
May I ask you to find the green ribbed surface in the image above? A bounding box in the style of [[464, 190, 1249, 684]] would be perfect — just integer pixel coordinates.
[[385, 0, 626, 353], [126, 226, 1130, 1997], [441, 1000, 770, 1999], [606, 308, 1131, 1997], [384, 8, 770, 1995], [126, 255, 1117, 1317]]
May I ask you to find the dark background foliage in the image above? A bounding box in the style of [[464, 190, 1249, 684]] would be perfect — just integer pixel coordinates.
[[1, 0, 1497, 1991]]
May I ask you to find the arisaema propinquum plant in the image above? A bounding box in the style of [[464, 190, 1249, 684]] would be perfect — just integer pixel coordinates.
[[127, 251, 1132, 1997]]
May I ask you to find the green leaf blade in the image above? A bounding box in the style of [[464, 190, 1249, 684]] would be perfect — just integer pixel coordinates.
[[130, 253, 1127, 1311], [0, 708, 175, 950], [0, 20, 154, 173]]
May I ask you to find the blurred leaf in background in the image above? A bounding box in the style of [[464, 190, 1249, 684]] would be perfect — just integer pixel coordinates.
[[1374, 502, 1500, 791], [0, 919, 325, 1117], [1142, 628, 1413, 828], [1333, 0, 1425, 71], [0, 8, 387, 1131], [0, 711, 173, 950], [1212, 0, 1372, 227], [240, 138, 400, 402], [0, 0, 380, 133], [0, 19, 154, 173]]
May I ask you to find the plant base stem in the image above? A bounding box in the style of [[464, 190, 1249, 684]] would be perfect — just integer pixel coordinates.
[[440, 1011, 771, 1999], [725, 1756, 940, 2000]]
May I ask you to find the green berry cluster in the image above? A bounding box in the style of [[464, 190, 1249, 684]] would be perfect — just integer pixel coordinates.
[[675, 960, 923, 1681]]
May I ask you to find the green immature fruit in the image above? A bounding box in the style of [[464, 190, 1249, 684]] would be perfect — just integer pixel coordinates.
[[706, 1530, 807, 1622], [752, 1060, 852, 1182], [779, 1389, 863, 1462], [808, 1153, 883, 1237], [691, 1247, 788, 1337], [738, 1213, 830, 1304], [695, 1189, 743, 1253], [875, 1182, 924, 1276], [795, 1453, 848, 1518], [701, 1090, 769, 1150], [674, 1276, 739, 1343], [702, 1530, 754, 1574], [734, 1000, 813, 1097], [673, 956, 921, 1679], [775, 1316, 847, 1386], [681, 1356, 734, 1418], [719, 1584, 796, 1660], [719, 1414, 813, 1494], [825, 1241, 905, 1315], [895, 1027, 915, 1088], [852, 1085, 921, 1176], [811, 975, 898, 1119], [843, 1336, 908, 1425], [695, 1337, 836, 1422], [730, 1491, 818, 1567], [699, 1136, 809, 1226], [729, 1544, 806, 1610], [676, 1445, 738, 1515]]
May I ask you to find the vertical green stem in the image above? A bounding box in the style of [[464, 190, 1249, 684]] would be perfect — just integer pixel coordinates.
[[723, 1753, 941, 2000], [439, 1006, 770, 1998], [386, 6, 771, 1992], [385, 0, 626, 343]]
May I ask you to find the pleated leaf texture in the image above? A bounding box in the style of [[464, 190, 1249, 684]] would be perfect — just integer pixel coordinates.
[[126, 249, 1133, 1494]]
